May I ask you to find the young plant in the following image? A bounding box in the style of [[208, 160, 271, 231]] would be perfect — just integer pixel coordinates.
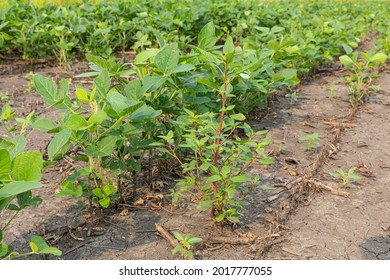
[[159, 23, 273, 224], [330, 167, 361, 188], [339, 51, 388, 104], [172, 232, 202, 260], [299, 133, 321, 152]]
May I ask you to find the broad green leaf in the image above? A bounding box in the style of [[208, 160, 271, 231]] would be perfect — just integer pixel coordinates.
[[33, 75, 56, 103], [155, 43, 179, 74], [47, 128, 71, 161], [9, 135, 26, 160], [106, 91, 142, 115], [230, 113, 246, 121], [198, 22, 217, 49], [141, 75, 168, 93], [169, 64, 195, 74], [92, 188, 103, 198], [32, 118, 56, 132], [39, 247, 62, 256], [75, 88, 89, 103], [0, 149, 11, 180], [207, 175, 222, 183], [215, 213, 225, 222], [372, 53, 388, 64], [99, 197, 110, 208], [130, 104, 162, 121], [0, 243, 8, 258], [124, 80, 142, 100], [56, 181, 82, 198], [88, 111, 107, 125], [103, 185, 115, 196], [259, 157, 274, 165], [0, 181, 41, 198], [85, 136, 117, 157], [94, 69, 110, 98], [223, 36, 235, 54], [58, 79, 69, 100], [339, 55, 354, 66], [65, 114, 88, 131], [225, 187, 236, 199], [12, 151, 43, 181], [284, 45, 300, 54]]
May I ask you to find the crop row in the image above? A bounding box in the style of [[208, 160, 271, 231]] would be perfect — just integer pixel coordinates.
[[1, 0, 389, 66]]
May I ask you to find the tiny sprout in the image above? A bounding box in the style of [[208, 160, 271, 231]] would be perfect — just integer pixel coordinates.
[[330, 167, 361, 188], [299, 133, 321, 152], [172, 232, 202, 260]]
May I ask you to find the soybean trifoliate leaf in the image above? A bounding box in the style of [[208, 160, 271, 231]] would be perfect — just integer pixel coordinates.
[[47, 128, 71, 161], [198, 22, 217, 50], [65, 114, 88, 131], [12, 151, 43, 181], [223, 36, 235, 54], [9, 135, 26, 160], [85, 136, 117, 157], [75, 88, 89, 103], [88, 110, 107, 125], [32, 118, 56, 132], [130, 104, 162, 121], [155, 43, 179, 75], [33, 75, 57, 103], [0, 181, 42, 198]]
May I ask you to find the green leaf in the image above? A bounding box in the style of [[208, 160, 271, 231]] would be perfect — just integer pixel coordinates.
[[56, 181, 82, 198], [339, 55, 354, 66], [230, 113, 246, 121], [88, 111, 107, 125], [65, 114, 88, 131], [0, 243, 8, 258], [0, 149, 11, 180], [223, 36, 235, 54], [107, 91, 143, 115], [172, 244, 181, 254], [215, 213, 225, 222], [284, 45, 300, 54], [196, 199, 214, 211], [33, 75, 57, 103], [9, 136, 26, 160], [225, 187, 236, 199], [92, 188, 103, 198], [47, 128, 71, 161], [155, 43, 179, 74], [39, 247, 62, 256], [103, 185, 115, 196], [173, 231, 183, 241], [188, 237, 202, 244], [99, 197, 110, 208], [231, 175, 251, 183], [75, 88, 89, 103], [0, 181, 41, 198], [32, 118, 56, 132], [198, 22, 217, 50], [30, 241, 39, 253], [259, 157, 273, 165], [130, 104, 162, 121], [12, 151, 43, 181], [169, 64, 195, 74], [94, 69, 110, 98], [207, 175, 222, 183], [349, 174, 361, 180], [85, 136, 117, 157], [372, 53, 388, 64]]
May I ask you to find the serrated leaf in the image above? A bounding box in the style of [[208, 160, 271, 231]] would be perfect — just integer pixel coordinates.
[[47, 128, 71, 161], [12, 151, 43, 181]]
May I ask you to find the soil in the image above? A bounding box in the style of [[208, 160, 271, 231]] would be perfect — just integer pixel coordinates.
[[1, 56, 390, 260]]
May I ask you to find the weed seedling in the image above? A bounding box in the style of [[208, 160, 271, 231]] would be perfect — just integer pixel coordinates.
[[330, 167, 361, 188], [172, 232, 202, 260], [299, 133, 321, 152]]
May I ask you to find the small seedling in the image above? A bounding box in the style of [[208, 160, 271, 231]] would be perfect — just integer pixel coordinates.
[[330, 167, 361, 188], [327, 85, 340, 100], [299, 133, 321, 152], [285, 91, 298, 104], [172, 232, 202, 260]]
